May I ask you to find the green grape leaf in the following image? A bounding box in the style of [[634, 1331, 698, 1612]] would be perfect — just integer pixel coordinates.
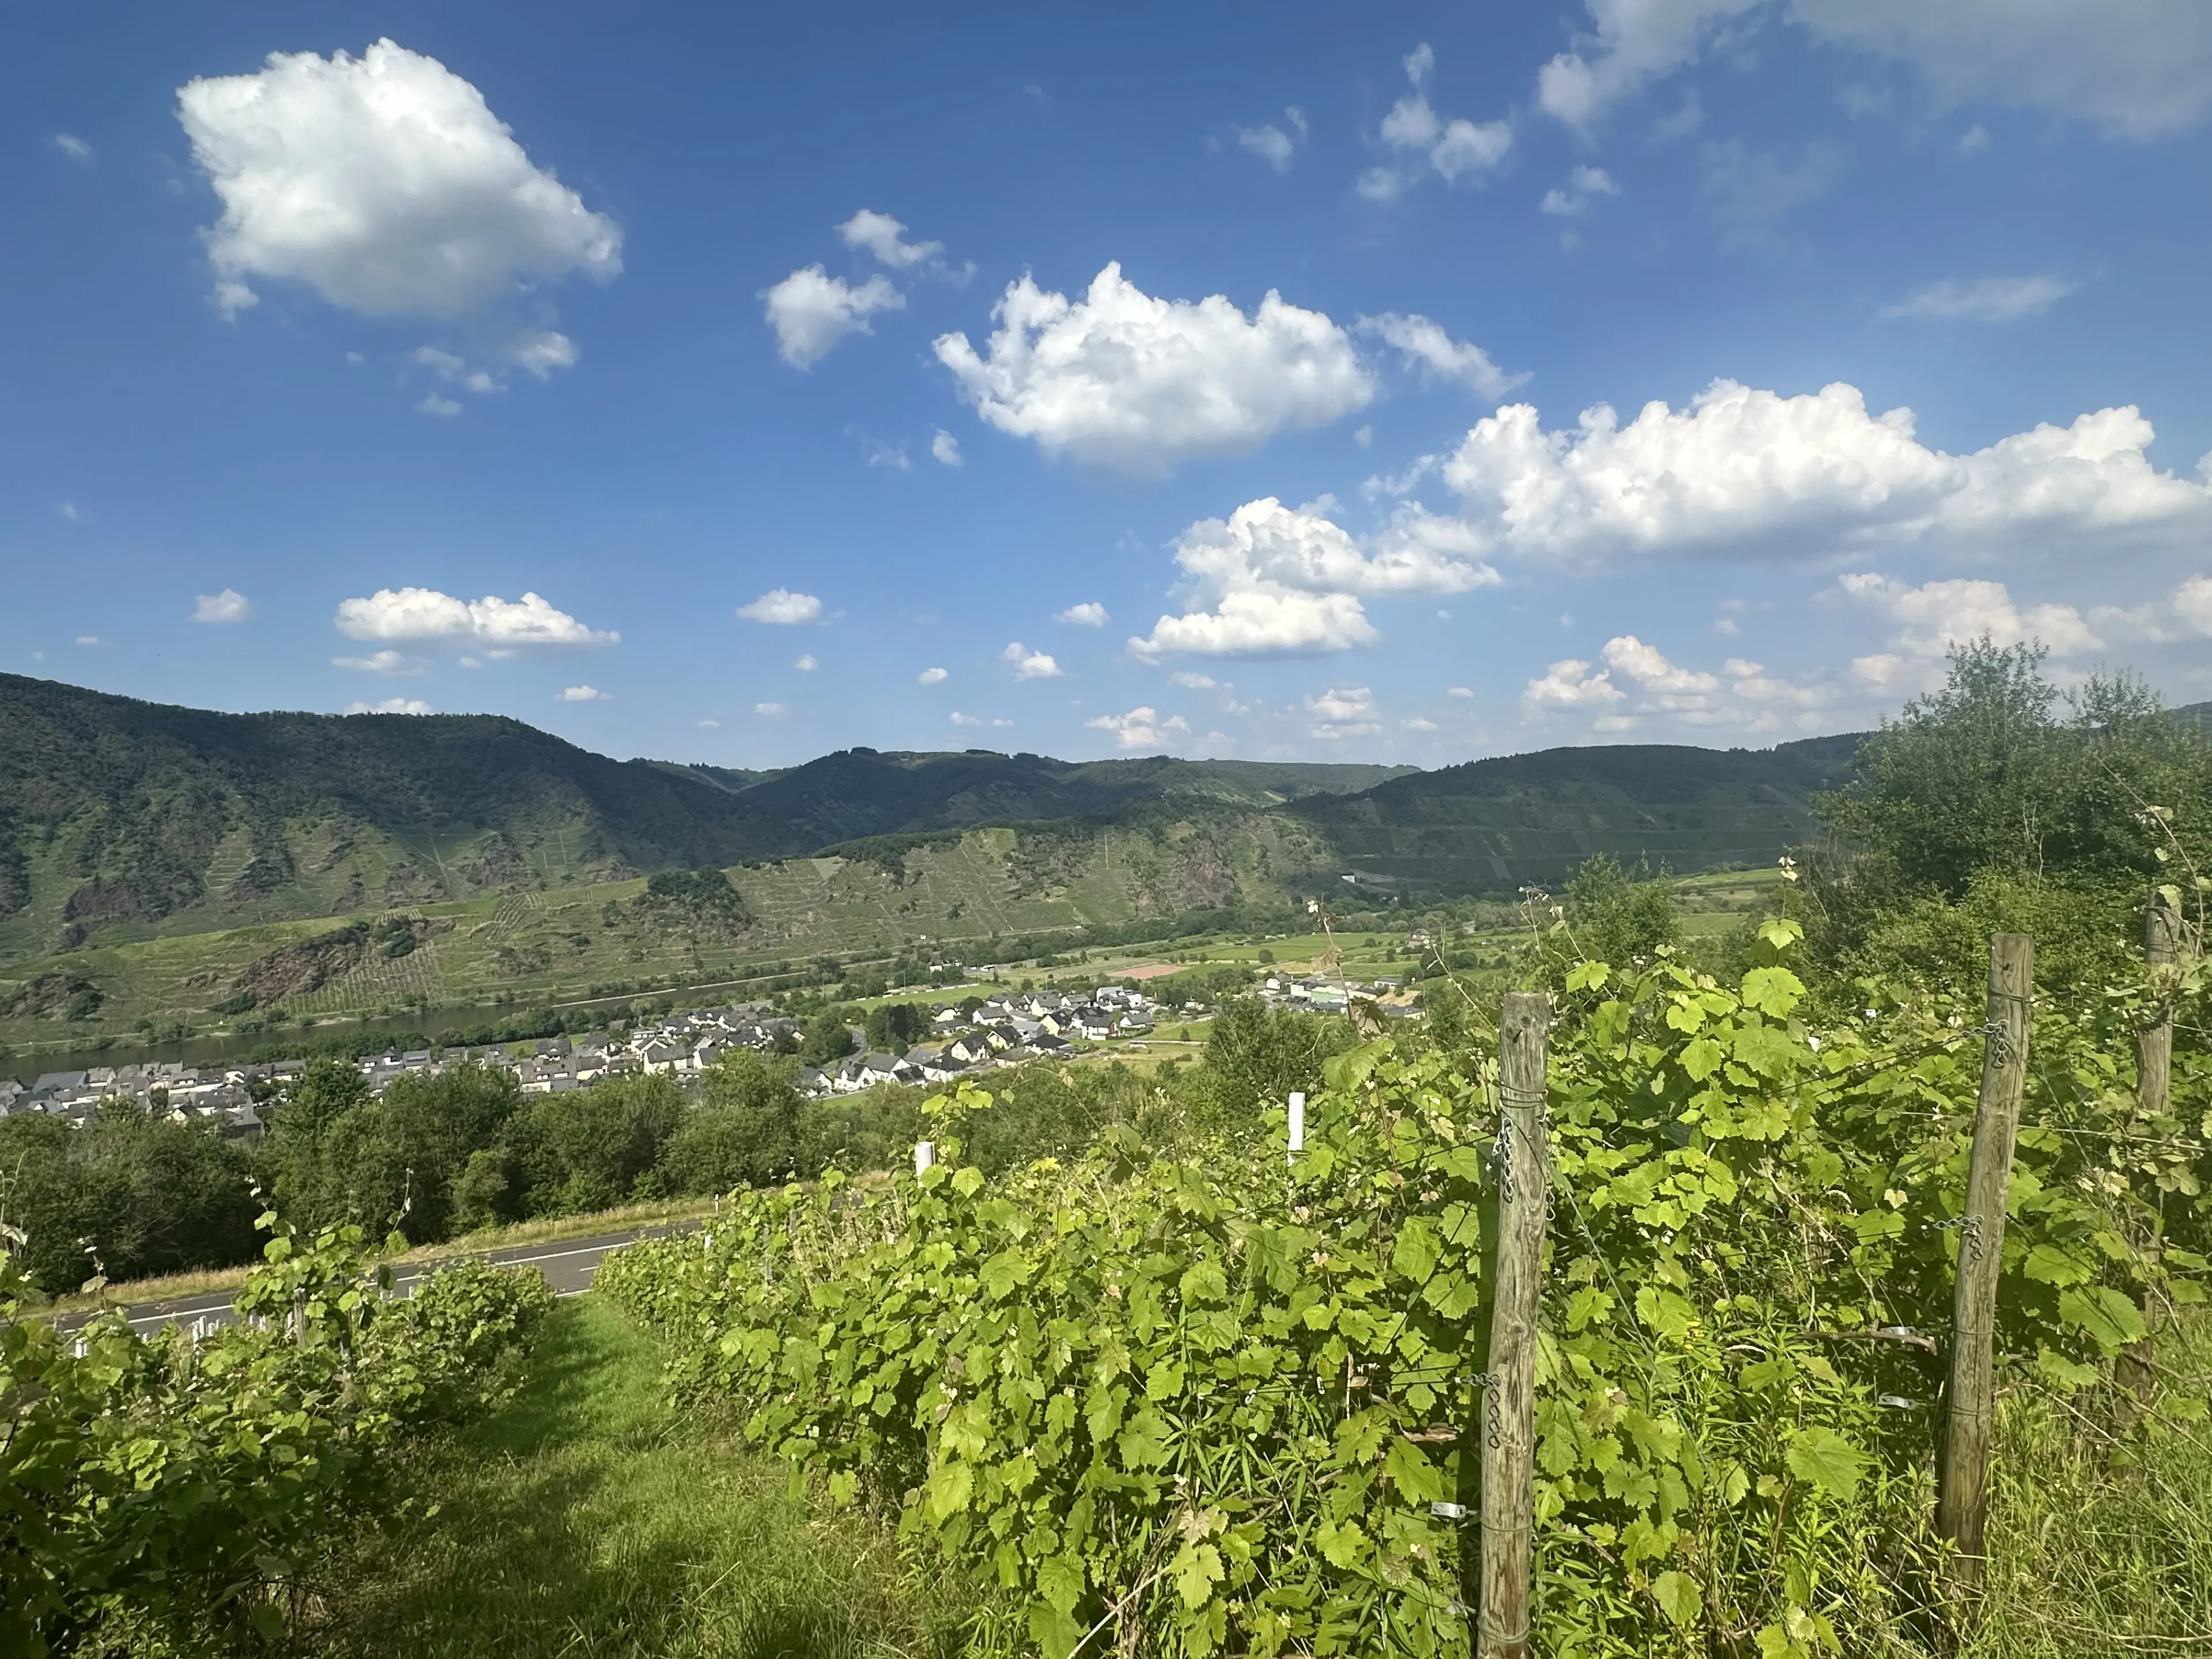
[[1783, 1427, 1865, 1501], [1653, 1570, 1701, 1628]]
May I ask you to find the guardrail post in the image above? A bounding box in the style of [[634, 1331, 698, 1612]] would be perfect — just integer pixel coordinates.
[[1479, 991, 1551, 1659], [1937, 933, 2032, 1609]]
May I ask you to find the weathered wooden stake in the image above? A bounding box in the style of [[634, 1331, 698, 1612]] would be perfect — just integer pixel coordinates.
[[1937, 933, 2032, 1606], [1479, 991, 1551, 1659]]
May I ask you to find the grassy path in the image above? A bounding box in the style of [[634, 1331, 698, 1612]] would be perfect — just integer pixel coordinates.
[[305, 1297, 960, 1659]]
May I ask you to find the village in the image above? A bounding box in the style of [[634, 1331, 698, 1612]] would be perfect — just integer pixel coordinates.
[[0, 969, 1410, 1132]]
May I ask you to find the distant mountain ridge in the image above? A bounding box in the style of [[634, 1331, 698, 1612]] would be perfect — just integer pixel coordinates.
[[0, 673, 1874, 965], [0, 675, 1403, 958], [1291, 735, 1862, 892]]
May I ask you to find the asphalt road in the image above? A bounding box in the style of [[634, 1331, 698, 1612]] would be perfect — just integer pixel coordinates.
[[54, 1222, 690, 1339]]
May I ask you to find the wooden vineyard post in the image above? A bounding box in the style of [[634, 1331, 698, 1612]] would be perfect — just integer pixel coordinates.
[[1479, 992, 1551, 1659], [1937, 933, 2032, 1608]]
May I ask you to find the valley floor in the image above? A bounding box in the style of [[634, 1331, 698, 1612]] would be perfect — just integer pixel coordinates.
[[302, 1297, 965, 1659]]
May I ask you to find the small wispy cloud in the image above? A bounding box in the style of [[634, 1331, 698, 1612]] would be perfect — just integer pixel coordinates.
[[1878, 275, 2076, 323]]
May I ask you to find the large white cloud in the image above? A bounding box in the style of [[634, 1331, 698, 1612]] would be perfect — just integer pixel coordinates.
[[1792, 0, 2212, 141], [1129, 497, 1496, 658], [1088, 706, 1191, 750], [1537, 1, 2212, 140], [1437, 381, 2212, 567], [1834, 571, 2107, 691], [178, 40, 620, 327], [933, 264, 1374, 476], [1303, 685, 1382, 740], [1524, 635, 1832, 732], [335, 587, 616, 648], [760, 267, 903, 368]]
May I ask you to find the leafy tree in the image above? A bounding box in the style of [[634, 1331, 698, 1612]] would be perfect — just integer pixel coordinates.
[[0, 1103, 257, 1294], [502, 1073, 683, 1218], [1563, 853, 1679, 968], [658, 1051, 805, 1193], [1809, 641, 2212, 986], [267, 1060, 521, 1244], [863, 1000, 929, 1054], [798, 1006, 858, 1067], [1195, 997, 1353, 1120]]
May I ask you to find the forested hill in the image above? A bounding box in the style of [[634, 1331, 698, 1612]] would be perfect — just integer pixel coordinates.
[[1291, 734, 1863, 892], [0, 673, 790, 949], [656, 748, 1416, 849], [0, 675, 1404, 953]]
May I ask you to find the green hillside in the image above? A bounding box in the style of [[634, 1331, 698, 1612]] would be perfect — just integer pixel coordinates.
[[1291, 734, 1861, 893], [0, 672, 1876, 1048], [0, 675, 1400, 961], [0, 813, 1338, 1047]]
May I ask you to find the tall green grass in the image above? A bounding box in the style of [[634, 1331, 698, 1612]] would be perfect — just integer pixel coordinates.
[[1967, 1317, 2212, 1658], [303, 1296, 2208, 1657], [301, 1297, 968, 1658]]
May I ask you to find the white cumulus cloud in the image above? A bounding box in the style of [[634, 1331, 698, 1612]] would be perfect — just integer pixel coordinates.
[[933, 263, 1374, 476], [191, 589, 250, 623], [1437, 380, 2212, 568], [332, 649, 423, 675], [1537, 1, 1763, 134], [346, 696, 433, 715], [1835, 573, 2103, 684], [1878, 275, 2078, 323], [1374, 43, 1514, 194], [760, 267, 903, 369], [1536, 1, 2212, 142], [1355, 313, 1527, 400], [177, 39, 619, 355], [1790, 0, 2212, 141], [1002, 642, 1061, 679], [1130, 496, 1497, 659], [931, 429, 963, 467], [560, 684, 610, 702], [1235, 107, 1308, 171], [917, 665, 948, 685], [1304, 685, 1382, 740], [1523, 658, 1624, 709], [1579, 635, 1832, 730], [1540, 164, 1622, 217], [737, 589, 823, 625], [755, 701, 787, 717], [836, 209, 942, 270], [1055, 602, 1109, 627], [794, 654, 818, 671], [335, 588, 616, 648], [1088, 706, 1191, 750]]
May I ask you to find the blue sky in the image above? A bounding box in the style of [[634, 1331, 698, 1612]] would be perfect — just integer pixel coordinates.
[[9, 1, 2212, 766]]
